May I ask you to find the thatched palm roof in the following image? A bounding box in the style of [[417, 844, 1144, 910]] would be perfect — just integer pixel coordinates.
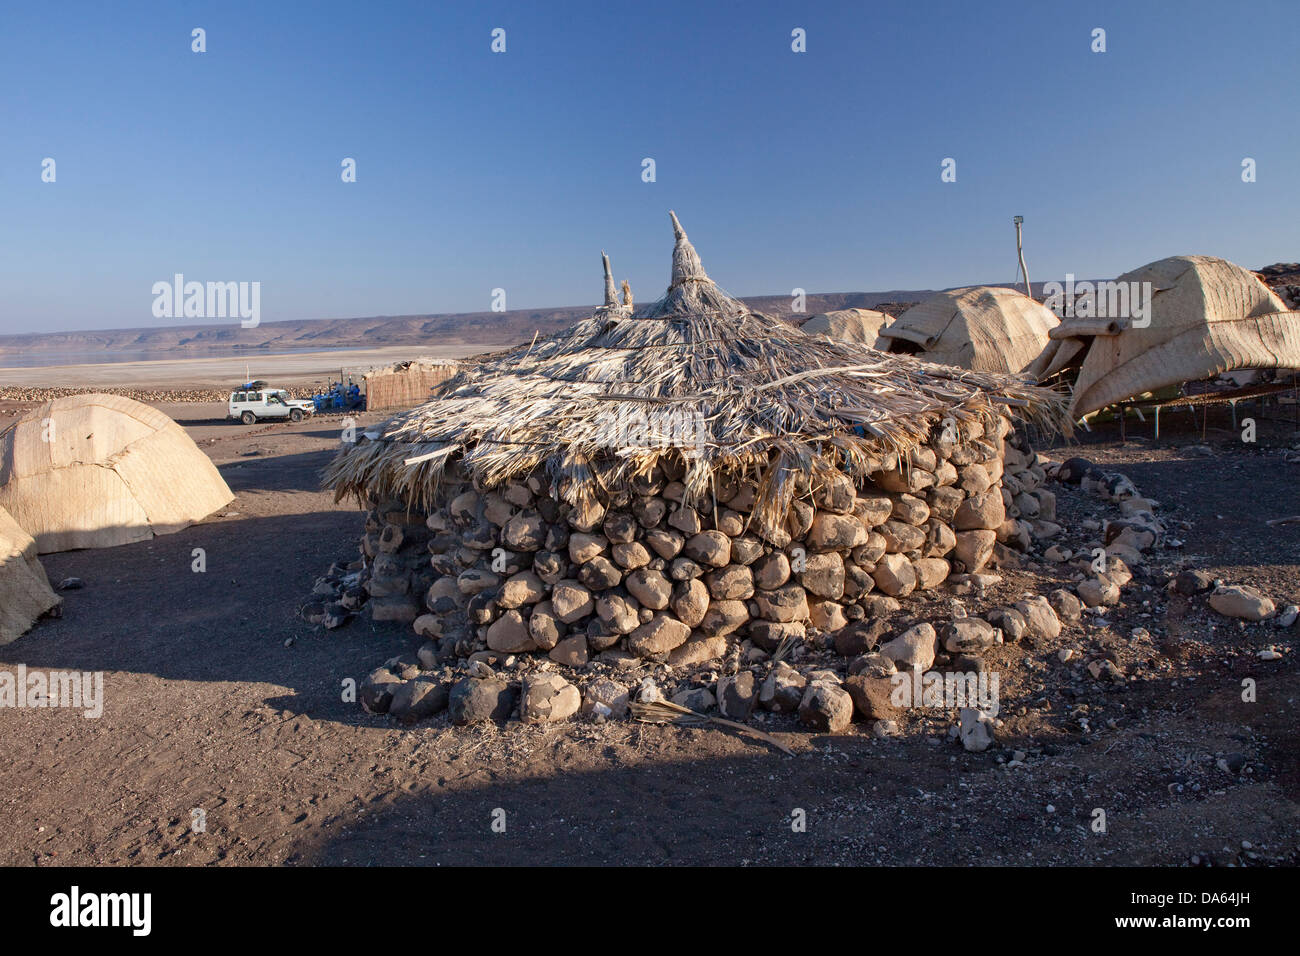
[[326, 213, 1065, 526]]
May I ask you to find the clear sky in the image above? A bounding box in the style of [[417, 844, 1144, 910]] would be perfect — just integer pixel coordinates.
[[2, 0, 1296, 334]]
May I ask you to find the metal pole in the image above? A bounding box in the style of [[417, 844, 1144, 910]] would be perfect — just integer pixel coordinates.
[[1014, 216, 1030, 296]]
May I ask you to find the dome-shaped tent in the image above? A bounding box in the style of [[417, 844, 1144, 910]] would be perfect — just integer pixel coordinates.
[[1024, 255, 1300, 418], [0, 394, 234, 553], [879, 286, 1059, 374], [0, 505, 60, 644], [800, 308, 891, 347]]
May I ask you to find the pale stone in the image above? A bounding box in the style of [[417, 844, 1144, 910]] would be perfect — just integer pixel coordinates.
[[955, 490, 1006, 531], [879, 622, 937, 671], [871, 553, 916, 597], [551, 579, 595, 623], [628, 614, 691, 657], [913, 557, 950, 590], [753, 585, 810, 623], [799, 552, 845, 600], [486, 609, 538, 653], [952, 530, 996, 572]]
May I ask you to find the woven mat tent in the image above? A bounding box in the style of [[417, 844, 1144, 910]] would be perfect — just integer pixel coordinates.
[[326, 213, 1065, 530], [1025, 255, 1300, 419], [879, 286, 1060, 374], [363, 359, 460, 411], [801, 308, 891, 347], [0, 505, 59, 645], [0, 394, 234, 553]]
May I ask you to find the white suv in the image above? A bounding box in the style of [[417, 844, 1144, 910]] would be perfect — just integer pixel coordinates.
[[228, 387, 315, 425]]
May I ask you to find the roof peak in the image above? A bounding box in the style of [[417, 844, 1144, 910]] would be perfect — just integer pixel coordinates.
[[667, 210, 707, 290], [670, 210, 686, 240], [601, 251, 618, 307], [628, 211, 749, 320]]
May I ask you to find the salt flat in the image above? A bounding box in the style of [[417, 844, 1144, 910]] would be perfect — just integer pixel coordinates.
[[0, 345, 479, 389]]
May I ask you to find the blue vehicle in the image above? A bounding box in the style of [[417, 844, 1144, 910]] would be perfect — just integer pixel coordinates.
[[311, 381, 365, 412]]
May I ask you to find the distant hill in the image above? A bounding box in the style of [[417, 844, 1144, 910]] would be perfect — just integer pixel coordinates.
[[0, 282, 1066, 360], [6, 265, 1289, 364]]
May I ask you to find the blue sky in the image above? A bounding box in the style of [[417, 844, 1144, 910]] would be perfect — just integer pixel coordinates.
[[2, 0, 1296, 334]]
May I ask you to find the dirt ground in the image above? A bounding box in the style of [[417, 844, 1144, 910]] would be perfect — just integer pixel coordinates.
[[1, 398, 1297, 866]]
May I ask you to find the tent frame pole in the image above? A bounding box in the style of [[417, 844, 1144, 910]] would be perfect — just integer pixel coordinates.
[[1013, 216, 1030, 296]]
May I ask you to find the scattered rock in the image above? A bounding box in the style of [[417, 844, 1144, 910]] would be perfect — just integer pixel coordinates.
[[957, 707, 994, 752], [879, 622, 938, 672], [359, 668, 403, 714], [387, 678, 449, 724], [718, 672, 758, 720], [1217, 752, 1247, 774], [671, 685, 716, 712], [1048, 588, 1083, 624], [581, 678, 630, 718], [1057, 457, 1095, 484], [1175, 569, 1215, 596], [848, 651, 896, 678], [521, 673, 581, 723], [844, 674, 899, 721], [1087, 659, 1124, 682], [797, 681, 854, 732], [987, 606, 1027, 642], [1077, 578, 1121, 608], [872, 719, 900, 738], [1208, 585, 1274, 621], [448, 677, 518, 724], [941, 618, 997, 654], [1014, 596, 1062, 640], [759, 661, 806, 713]]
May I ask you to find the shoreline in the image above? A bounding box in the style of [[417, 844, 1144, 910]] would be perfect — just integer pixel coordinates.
[[0, 344, 484, 390]]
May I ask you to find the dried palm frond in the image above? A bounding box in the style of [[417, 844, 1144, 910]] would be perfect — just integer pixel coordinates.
[[630, 697, 795, 756]]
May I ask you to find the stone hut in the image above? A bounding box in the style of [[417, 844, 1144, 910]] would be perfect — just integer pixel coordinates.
[[324, 213, 1065, 668]]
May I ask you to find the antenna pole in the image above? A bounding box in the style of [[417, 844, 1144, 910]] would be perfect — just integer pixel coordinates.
[[1013, 216, 1030, 296]]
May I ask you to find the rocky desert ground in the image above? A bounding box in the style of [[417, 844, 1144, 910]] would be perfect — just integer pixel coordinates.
[[0, 390, 1296, 866]]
